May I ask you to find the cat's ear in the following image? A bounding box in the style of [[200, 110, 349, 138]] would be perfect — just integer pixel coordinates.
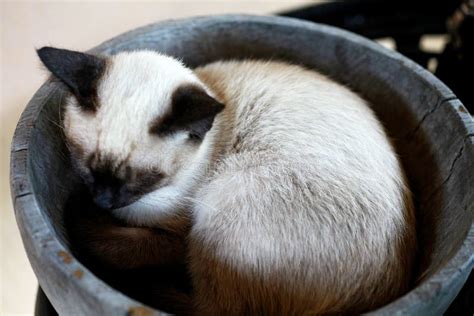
[[151, 85, 225, 140], [36, 47, 106, 111]]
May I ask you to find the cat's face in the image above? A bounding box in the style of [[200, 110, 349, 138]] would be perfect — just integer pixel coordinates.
[[38, 48, 223, 210]]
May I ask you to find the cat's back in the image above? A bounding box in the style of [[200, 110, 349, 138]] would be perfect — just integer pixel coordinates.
[[196, 60, 392, 164], [190, 60, 416, 314], [195, 60, 409, 220]]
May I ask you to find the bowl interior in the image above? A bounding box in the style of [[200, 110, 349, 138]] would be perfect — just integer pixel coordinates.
[[21, 16, 473, 314]]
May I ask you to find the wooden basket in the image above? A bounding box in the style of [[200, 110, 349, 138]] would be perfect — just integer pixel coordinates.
[[10, 15, 474, 315]]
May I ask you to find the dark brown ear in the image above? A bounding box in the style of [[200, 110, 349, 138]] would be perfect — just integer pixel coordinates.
[[37, 47, 106, 111], [151, 84, 225, 140]]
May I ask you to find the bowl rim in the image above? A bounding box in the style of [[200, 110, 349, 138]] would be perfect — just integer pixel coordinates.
[[10, 14, 474, 315]]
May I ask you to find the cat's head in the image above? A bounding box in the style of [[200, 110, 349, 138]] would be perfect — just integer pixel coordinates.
[[37, 47, 224, 211]]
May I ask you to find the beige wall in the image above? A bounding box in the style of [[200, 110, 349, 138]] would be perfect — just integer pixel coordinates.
[[0, 1, 316, 315]]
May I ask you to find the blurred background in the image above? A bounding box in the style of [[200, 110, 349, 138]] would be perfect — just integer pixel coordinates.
[[2, 0, 472, 315]]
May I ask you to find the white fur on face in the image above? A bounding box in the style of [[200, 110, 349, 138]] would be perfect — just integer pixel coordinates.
[[63, 51, 207, 217]]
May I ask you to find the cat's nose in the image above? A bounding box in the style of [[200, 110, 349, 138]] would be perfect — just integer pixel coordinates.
[[89, 167, 124, 209], [93, 187, 115, 209]]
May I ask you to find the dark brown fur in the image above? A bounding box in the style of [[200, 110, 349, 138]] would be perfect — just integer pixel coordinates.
[[149, 84, 224, 140], [64, 188, 193, 314], [37, 47, 106, 111]]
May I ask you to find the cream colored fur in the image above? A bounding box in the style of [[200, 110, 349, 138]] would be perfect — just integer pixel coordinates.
[[64, 51, 416, 314]]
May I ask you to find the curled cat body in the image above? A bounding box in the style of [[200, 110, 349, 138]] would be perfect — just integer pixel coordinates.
[[38, 47, 416, 315]]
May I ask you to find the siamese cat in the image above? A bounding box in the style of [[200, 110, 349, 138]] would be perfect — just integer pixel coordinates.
[[38, 47, 416, 315]]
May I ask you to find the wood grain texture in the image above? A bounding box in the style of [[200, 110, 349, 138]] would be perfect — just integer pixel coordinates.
[[10, 15, 474, 315]]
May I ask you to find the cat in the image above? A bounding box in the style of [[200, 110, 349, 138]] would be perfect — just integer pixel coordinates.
[[38, 47, 416, 315]]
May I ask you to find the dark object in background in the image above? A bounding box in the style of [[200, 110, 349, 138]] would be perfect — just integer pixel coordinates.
[[35, 288, 57, 316], [436, 1, 474, 117], [280, 0, 474, 113]]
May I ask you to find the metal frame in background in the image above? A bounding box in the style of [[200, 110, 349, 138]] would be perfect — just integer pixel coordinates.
[[280, 0, 474, 113]]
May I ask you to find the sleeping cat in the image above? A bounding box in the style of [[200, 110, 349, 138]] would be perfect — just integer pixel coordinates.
[[38, 47, 416, 315]]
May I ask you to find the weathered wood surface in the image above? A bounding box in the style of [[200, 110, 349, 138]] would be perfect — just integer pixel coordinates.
[[10, 15, 473, 315]]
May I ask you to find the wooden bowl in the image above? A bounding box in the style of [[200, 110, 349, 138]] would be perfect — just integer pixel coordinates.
[[10, 15, 474, 315]]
